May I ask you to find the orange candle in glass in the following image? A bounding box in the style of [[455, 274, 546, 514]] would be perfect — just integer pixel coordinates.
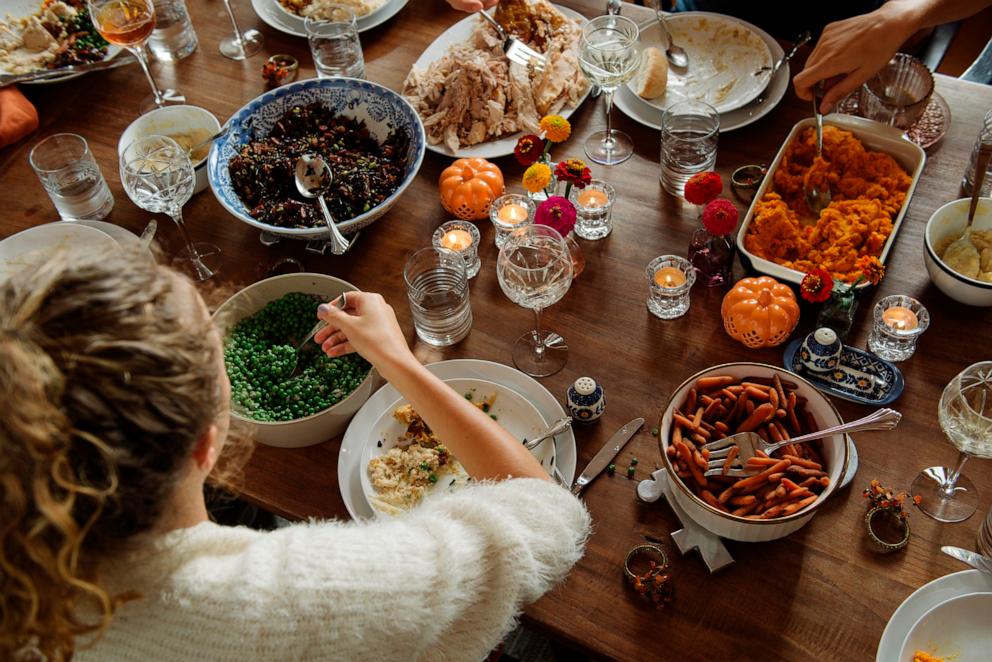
[[653, 266, 687, 288], [440, 229, 473, 252], [882, 305, 918, 331], [577, 188, 609, 209]]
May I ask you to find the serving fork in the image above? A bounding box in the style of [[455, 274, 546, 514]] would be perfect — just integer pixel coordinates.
[[477, 11, 547, 72], [701, 408, 902, 477]]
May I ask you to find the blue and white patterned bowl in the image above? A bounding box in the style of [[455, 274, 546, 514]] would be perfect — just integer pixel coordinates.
[[207, 77, 426, 240]]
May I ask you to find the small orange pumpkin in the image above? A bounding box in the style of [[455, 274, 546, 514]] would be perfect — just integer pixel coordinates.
[[439, 158, 504, 221], [721, 276, 800, 349]]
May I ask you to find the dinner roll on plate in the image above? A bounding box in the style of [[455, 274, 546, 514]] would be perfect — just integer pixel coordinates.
[[634, 46, 668, 99]]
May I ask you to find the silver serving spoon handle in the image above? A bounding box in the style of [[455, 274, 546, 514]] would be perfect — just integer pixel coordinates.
[[294, 154, 350, 256]]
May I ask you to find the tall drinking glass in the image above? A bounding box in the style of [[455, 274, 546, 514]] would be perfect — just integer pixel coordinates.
[[88, 0, 185, 114], [577, 15, 641, 166], [660, 99, 720, 196], [305, 11, 365, 79], [220, 0, 264, 60], [121, 136, 220, 281], [403, 247, 473, 347], [911, 362, 992, 522], [496, 225, 573, 377], [30, 134, 114, 221]]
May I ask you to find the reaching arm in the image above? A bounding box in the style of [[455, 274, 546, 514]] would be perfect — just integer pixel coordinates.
[[794, 0, 992, 112], [445, 0, 498, 12]]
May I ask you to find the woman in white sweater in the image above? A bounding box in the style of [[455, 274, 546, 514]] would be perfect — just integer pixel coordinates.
[[0, 251, 590, 661]]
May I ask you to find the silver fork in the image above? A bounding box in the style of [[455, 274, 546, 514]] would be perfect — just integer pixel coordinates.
[[283, 292, 349, 379], [701, 408, 902, 477], [477, 11, 547, 72]]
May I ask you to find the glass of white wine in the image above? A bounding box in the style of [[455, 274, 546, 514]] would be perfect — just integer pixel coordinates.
[[497, 225, 573, 377], [911, 361, 992, 522], [578, 15, 642, 166]]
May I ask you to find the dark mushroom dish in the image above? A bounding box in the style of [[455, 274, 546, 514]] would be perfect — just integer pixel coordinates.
[[228, 102, 409, 229]]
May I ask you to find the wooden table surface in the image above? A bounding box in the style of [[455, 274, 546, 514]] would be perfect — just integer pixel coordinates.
[[3, 1, 992, 660]]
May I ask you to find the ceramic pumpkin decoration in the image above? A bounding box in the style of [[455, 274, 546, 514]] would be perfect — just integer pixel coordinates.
[[721, 276, 800, 348], [439, 158, 504, 220]]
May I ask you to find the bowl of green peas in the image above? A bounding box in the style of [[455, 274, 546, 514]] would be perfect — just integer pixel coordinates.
[[213, 273, 375, 448]]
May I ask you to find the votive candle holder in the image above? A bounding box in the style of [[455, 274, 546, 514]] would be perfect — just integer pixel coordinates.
[[568, 179, 616, 240], [867, 295, 930, 362], [489, 194, 535, 248], [646, 255, 696, 319], [432, 220, 481, 279]]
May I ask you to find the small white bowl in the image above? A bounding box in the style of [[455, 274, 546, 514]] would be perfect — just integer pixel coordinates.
[[212, 273, 375, 448], [924, 197, 992, 306], [898, 592, 992, 661], [118, 105, 221, 195]]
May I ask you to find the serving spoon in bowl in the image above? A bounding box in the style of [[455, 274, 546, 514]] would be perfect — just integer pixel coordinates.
[[294, 154, 351, 256], [943, 141, 992, 268], [645, 0, 688, 71], [804, 81, 832, 216]]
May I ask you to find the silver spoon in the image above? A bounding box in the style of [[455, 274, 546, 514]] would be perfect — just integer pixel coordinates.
[[944, 141, 992, 260], [186, 125, 229, 158], [805, 81, 832, 216], [294, 154, 350, 256], [284, 292, 349, 379], [647, 2, 688, 71]]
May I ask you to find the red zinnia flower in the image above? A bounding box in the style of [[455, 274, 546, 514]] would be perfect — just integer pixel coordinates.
[[701, 198, 739, 236], [684, 171, 723, 205], [800, 268, 834, 303], [553, 158, 592, 189], [534, 196, 576, 237], [514, 134, 543, 166]]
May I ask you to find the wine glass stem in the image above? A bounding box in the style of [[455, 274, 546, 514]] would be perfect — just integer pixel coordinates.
[[942, 451, 972, 496], [532, 307, 545, 362], [129, 44, 166, 107], [223, 0, 246, 47], [170, 207, 203, 261], [603, 90, 616, 149]]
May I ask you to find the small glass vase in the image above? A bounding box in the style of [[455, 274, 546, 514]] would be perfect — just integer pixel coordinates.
[[687, 228, 734, 287], [565, 231, 585, 278], [817, 289, 858, 340], [528, 159, 560, 202]]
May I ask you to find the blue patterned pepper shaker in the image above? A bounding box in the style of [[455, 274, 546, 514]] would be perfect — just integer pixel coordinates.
[[567, 377, 605, 423]]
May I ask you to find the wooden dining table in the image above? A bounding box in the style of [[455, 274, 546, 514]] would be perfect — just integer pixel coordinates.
[[3, 0, 992, 659]]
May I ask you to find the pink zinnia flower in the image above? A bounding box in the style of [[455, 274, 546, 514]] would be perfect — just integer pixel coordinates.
[[701, 198, 739, 236], [534, 196, 576, 237]]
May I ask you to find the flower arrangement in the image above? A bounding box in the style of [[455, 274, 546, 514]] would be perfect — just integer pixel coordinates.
[[863, 479, 921, 520], [863, 479, 919, 553], [801, 256, 886, 338], [686, 173, 739, 287]]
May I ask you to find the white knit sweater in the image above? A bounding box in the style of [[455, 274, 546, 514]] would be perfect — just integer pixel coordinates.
[[74, 478, 590, 662]]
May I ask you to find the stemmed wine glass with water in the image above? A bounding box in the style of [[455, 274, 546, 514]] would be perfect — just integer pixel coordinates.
[[120, 136, 221, 281], [220, 0, 264, 60], [87, 0, 185, 114], [911, 361, 992, 522], [496, 225, 573, 378], [578, 15, 642, 166]]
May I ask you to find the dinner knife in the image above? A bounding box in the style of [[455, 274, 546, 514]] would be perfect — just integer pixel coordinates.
[[570, 417, 644, 496], [941, 545, 992, 576], [1, 54, 138, 87]]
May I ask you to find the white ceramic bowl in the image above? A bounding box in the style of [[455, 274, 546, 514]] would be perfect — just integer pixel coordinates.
[[924, 197, 992, 306], [118, 105, 221, 194], [212, 273, 375, 448], [658, 363, 849, 542], [899, 592, 992, 661]]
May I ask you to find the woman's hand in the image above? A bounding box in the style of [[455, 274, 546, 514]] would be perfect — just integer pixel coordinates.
[[446, 0, 498, 12], [315, 292, 415, 376]]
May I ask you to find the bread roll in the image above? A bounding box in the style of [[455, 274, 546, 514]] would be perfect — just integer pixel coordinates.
[[634, 46, 668, 99]]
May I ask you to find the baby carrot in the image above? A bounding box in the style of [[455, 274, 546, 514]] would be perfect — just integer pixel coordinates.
[[696, 375, 735, 391], [737, 402, 775, 433], [722, 446, 739, 475]]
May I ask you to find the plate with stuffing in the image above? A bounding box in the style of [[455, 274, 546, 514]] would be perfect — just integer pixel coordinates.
[[251, 0, 408, 36], [358, 378, 556, 516], [0, 0, 123, 84], [403, 0, 590, 159]]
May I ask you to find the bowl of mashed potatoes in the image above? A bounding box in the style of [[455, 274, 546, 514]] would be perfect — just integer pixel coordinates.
[[925, 197, 992, 306]]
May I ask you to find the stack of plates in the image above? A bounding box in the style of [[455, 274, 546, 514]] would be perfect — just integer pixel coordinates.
[[339, 359, 578, 519], [616, 12, 788, 132], [0, 220, 142, 282], [251, 0, 409, 36]]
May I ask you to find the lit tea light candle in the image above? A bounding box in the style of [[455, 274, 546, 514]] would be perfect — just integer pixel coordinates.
[[577, 188, 609, 209], [497, 203, 529, 224], [882, 305, 918, 331], [440, 229, 473, 252], [653, 267, 686, 288]]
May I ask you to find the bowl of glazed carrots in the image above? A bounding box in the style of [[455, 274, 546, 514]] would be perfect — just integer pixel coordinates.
[[658, 363, 850, 542]]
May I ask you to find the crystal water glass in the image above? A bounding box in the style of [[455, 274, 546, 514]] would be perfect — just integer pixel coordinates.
[[911, 361, 992, 523], [646, 255, 695, 319], [403, 247, 473, 347], [432, 220, 481, 279], [578, 15, 641, 166], [568, 180, 615, 240], [489, 194, 535, 248], [859, 54, 934, 130], [120, 135, 220, 281], [29, 133, 114, 221], [306, 10, 365, 79], [867, 295, 930, 362], [148, 0, 198, 61], [660, 100, 719, 197], [497, 225, 573, 377], [220, 0, 264, 60]]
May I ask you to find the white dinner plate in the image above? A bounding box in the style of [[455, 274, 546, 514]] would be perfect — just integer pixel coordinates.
[[876, 570, 992, 661], [629, 13, 771, 114], [75, 219, 144, 251], [409, 5, 590, 160], [0, 0, 124, 84], [339, 359, 578, 520], [359, 378, 556, 516], [614, 14, 786, 133], [898, 592, 992, 661], [0, 222, 120, 282], [251, 0, 408, 36]]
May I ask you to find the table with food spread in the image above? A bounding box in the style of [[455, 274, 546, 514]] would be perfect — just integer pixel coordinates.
[[2, 0, 992, 660]]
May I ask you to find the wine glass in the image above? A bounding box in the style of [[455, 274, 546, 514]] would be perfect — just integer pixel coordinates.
[[496, 225, 573, 377], [120, 136, 221, 281], [220, 0, 264, 60], [87, 0, 185, 114], [911, 361, 992, 522], [578, 15, 642, 166]]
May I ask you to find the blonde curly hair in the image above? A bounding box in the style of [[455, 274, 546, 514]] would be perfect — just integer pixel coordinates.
[[0, 249, 242, 660]]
